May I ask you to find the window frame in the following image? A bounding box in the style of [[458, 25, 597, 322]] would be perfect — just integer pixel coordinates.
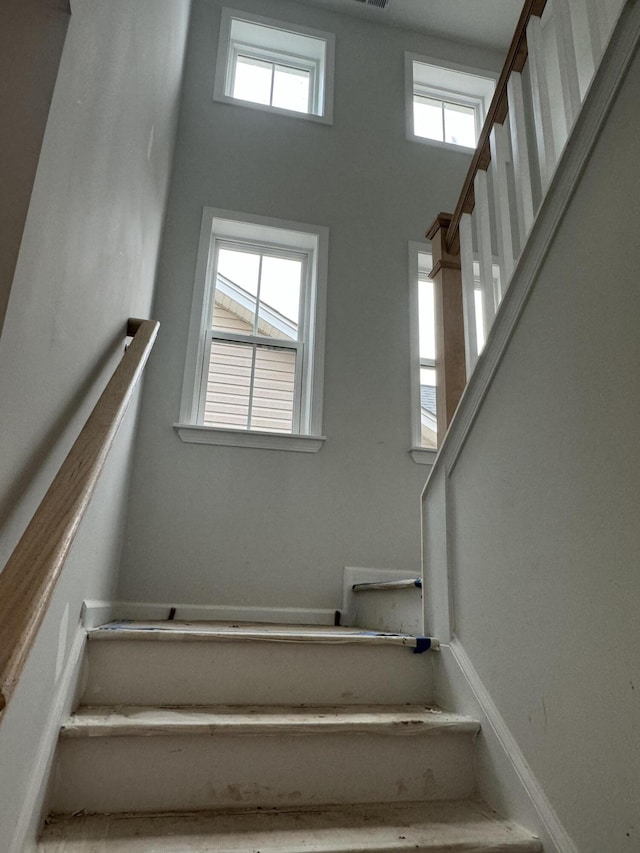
[[408, 242, 438, 464], [214, 8, 335, 124], [176, 208, 328, 452], [405, 53, 497, 151]]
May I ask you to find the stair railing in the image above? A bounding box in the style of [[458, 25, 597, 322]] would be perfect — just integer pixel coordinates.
[[427, 0, 626, 438], [0, 318, 159, 714]]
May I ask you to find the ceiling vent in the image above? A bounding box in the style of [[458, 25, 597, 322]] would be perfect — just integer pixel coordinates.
[[353, 0, 390, 9]]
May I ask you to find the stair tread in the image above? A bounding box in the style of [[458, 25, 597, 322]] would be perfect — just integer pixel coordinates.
[[39, 800, 542, 851], [88, 620, 439, 650], [61, 704, 479, 738]]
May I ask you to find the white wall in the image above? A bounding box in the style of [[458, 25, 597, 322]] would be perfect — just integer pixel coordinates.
[[0, 1, 190, 849], [424, 27, 640, 853], [119, 0, 502, 612]]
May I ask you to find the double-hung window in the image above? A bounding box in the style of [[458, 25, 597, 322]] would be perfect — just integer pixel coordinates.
[[214, 9, 335, 123], [177, 209, 327, 452], [406, 54, 496, 149]]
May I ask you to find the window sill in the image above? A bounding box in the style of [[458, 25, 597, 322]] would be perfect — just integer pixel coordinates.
[[214, 94, 333, 125], [410, 446, 437, 465], [174, 423, 326, 453]]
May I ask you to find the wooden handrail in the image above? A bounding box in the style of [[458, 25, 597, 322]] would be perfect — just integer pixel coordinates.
[[0, 318, 159, 713], [440, 0, 548, 254]]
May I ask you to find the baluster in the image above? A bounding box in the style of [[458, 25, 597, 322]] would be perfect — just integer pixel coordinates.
[[489, 122, 515, 289], [459, 213, 478, 374], [507, 71, 536, 244], [554, 0, 582, 131], [527, 13, 557, 190], [473, 170, 497, 337]]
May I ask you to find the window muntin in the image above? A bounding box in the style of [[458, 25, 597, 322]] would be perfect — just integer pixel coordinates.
[[232, 56, 311, 113], [180, 209, 327, 444], [413, 94, 477, 148], [407, 55, 496, 149], [214, 10, 334, 122]]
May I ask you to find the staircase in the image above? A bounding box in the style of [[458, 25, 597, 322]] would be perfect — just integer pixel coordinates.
[[38, 621, 541, 852]]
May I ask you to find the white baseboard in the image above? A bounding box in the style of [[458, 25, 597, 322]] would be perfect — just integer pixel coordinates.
[[439, 639, 577, 853], [82, 600, 337, 627], [12, 626, 86, 853]]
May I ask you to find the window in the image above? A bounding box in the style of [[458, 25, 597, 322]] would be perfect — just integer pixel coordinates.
[[214, 9, 335, 123], [177, 209, 328, 452], [414, 251, 438, 452], [406, 54, 496, 149], [409, 244, 488, 461]]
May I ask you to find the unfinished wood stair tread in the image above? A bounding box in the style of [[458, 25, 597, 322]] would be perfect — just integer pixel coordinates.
[[89, 620, 439, 651], [38, 800, 542, 852], [61, 704, 479, 738]]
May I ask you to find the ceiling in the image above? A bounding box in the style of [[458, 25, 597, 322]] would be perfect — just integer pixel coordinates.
[[302, 0, 524, 52]]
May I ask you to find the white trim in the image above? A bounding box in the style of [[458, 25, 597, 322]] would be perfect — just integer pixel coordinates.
[[10, 626, 86, 853], [424, 0, 640, 483], [82, 600, 337, 626], [214, 7, 335, 124], [175, 423, 325, 452], [405, 52, 496, 148], [81, 600, 117, 630], [409, 446, 437, 465], [446, 638, 577, 853]]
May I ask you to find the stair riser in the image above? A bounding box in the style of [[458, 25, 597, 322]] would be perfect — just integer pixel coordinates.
[[52, 731, 475, 813], [354, 588, 423, 636], [83, 640, 434, 706]]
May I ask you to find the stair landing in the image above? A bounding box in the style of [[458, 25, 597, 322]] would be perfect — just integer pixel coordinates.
[[38, 799, 542, 852]]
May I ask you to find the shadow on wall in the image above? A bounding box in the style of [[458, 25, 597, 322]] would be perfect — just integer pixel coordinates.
[[0, 328, 126, 539]]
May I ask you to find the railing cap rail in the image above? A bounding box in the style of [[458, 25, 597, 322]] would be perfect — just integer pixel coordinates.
[[426, 0, 548, 254], [0, 318, 159, 714]]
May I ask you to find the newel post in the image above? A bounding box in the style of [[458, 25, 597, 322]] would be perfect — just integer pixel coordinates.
[[426, 213, 467, 438]]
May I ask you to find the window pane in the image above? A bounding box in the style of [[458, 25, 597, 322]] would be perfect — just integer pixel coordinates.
[[419, 367, 437, 449], [233, 55, 272, 105], [474, 288, 486, 353], [413, 95, 443, 141], [250, 345, 296, 432], [213, 248, 260, 332], [272, 65, 310, 113], [258, 256, 301, 340], [203, 340, 252, 428], [443, 102, 476, 147], [418, 277, 436, 361]]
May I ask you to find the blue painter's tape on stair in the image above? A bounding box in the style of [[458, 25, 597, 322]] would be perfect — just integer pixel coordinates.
[[413, 637, 431, 654]]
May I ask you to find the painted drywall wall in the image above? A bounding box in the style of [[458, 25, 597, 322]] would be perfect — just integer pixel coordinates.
[[429, 38, 640, 853], [0, 1, 190, 849], [119, 0, 503, 611], [0, 0, 70, 337]]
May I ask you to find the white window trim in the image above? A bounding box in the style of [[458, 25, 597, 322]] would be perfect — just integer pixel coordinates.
[[409, 240, 438, 463], [176, 208, 328, 451], [405, 52, 497, 150], [214, 7, 335, 124]]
